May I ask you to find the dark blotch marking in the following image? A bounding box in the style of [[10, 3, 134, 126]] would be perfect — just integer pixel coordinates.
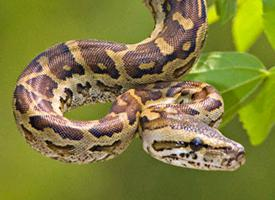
[[191, 152, 198, 160], [204, 164, 211, 168], [140, 116, 150, 125], [181, 152, 197, 160], [78, 40, 126, 79], [162, 0, 172, 16], [205, 145, 233, 155], [35, 99, 54, 112], [96, 80, 122, 95], [205, 98, 223, 112], [14, 85, 38, 114], [123, 41, 170, 79], [166, 87, 182, 97], [45, 43, 85, 80], [140, 117, 169, 131], [29, 115, 83, 140], [152, 140, 188, 151], [111, 92, 142, 125], [76, 82, 92, 97], [162, 154, 179, 160], [19, 59, 43, 79], [45, 140, 75, 156], [166, 83, 189, 97], [184, 107, 200, 116], [60, 88, 73, 111], [192, 87, 208, 100], [134, 89, 162, 104], [188, 161, 196, 165], [180, 153, 185, 157], [21, 125, 36, 142], [26, 75, 58, 98], [89, 140, 121, 152], [208, 115, 223, 127], [89, 115, 123, 138], [180, 90, 192, 97], [152, 81, 171, 89]]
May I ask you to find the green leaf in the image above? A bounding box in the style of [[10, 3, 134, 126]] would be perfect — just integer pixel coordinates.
[[208, 5, 219, 25], [233, 0, 263, 51], [185, 52, 267, 125], [215, 0, 237, 24], [263, 0, 275, 49], [239, 67, 275, 145]]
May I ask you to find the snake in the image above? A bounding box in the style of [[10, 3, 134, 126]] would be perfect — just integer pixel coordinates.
[[13, 0, 245, 171]]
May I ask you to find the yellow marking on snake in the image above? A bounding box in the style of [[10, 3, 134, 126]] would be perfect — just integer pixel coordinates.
[[98, 63, 107, 70], [198, 0, 202, 18], [63, 65, 72, 71], [139, 62, 156, 70], [155, 38, 174, 55], [173, 12, 194, 30], [182, 42, 192, 51]]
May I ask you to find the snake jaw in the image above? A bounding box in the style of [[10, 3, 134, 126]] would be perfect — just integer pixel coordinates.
[[219, 145, 246, 171]]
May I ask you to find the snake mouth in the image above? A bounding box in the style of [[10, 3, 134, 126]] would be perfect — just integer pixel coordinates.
[[221, 150, 246, 171], [236, 151, 246, 166]]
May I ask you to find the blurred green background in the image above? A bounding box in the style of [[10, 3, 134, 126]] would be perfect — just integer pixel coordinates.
[[1, 0, 275, 199]]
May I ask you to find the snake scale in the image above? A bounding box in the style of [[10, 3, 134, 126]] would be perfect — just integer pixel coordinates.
[[13, 0, 245, 171]]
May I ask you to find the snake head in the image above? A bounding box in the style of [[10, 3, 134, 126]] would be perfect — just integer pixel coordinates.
[[141, 115, 246, 171]]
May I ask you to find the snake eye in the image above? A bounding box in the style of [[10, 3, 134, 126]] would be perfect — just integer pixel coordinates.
[[190, 138, 204, 151]]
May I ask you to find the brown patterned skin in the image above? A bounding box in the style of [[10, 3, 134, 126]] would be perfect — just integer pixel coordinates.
[[13, 0, 245, 170]]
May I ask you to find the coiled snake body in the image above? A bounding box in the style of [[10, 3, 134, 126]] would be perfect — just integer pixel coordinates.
[[13, 0, 245, 171]]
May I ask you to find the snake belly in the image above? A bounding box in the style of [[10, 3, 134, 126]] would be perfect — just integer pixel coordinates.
[[13, 0, 245, 170]]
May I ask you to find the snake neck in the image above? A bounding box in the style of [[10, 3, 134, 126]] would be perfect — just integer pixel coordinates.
[[143, 0, 167, 39], [125, 0, 208, 83], [143, 0, 207, 45]]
